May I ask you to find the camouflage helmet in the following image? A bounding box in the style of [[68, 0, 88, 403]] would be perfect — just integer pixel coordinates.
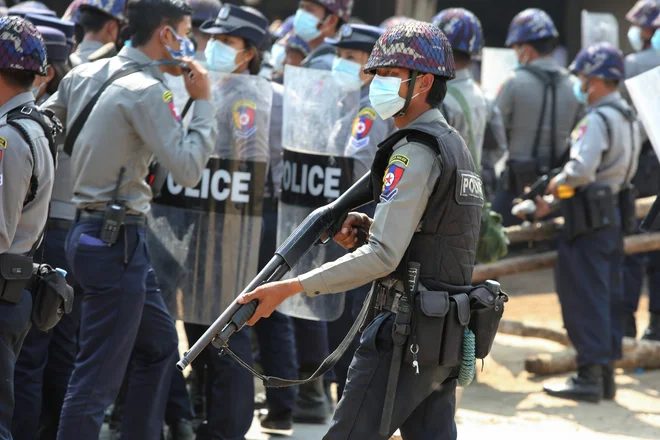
[[626, 0, 660, 28], [431, 8, 484, 56], [569, 42, 625, 81], [311, 0, 353, 23], [0, 15, 47, 75], [62, 0, 86, 24], [505, 8, 558, 47], [80, 0, 126, 22], [363, 20, 455, 79], [379, 16, 410, 30]]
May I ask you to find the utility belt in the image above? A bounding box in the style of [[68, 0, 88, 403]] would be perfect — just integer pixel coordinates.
[[1, 253, 74, 332], [374, 278, 508, 367], [76, 208, 146, 247], [560, 183, 625, 242]]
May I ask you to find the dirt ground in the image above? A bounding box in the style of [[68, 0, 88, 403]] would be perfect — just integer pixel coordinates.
[[456, 269, 660, 439]]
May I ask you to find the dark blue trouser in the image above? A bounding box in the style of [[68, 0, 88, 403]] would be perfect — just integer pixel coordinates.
[[492, 178, 522, 228], [623, 249, 660, 314], [12, 227, 83, 440], [0, 291, 33, 440], [555, 222, 624, 366], [57, 220, 178, 440], [165, 365, 195, 425], [324, 313, 455, 439]]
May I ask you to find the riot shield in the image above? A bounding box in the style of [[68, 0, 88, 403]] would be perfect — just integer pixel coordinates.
[[626, 66, 660, 159], [581, 10, 619, 49], [277, 65, 361, 321], [147, 73, 273, 325], [480, 47, 517, 97]]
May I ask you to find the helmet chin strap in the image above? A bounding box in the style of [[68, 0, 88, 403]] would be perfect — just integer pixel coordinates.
[[396, 71, 418, 117]]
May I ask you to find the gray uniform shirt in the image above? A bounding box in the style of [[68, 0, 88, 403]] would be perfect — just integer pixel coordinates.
[[299, 108, 445, 296], [0, 92, 54, 254], [441, 93, 468, 149], [555, 92, 640, 193], [447, 68, 488, 168], [344, 86, 396, 183], [496, 57, 583, 166], [44, 46, 217, 215], [482, 93, 508, 170], [69, 40, 104, 68], [49, 40, 103, 221]]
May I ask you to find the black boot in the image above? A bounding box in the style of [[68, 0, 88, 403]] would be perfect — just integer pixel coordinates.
[[622, 312, 637, 339], [642, 313, 660, 341], [602, 363, 616, 400], [293, 373, 329, 424], [543, 364, 603, 403]]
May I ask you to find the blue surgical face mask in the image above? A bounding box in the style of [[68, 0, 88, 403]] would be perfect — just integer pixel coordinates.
[[652, 29, 660, 52], [573, 79, 588, 105], [164, 26, 195, 58], [271, 43, 286, 72], [205, 39, 244, 73], [369, 74, 415, 120], [332, 57, 362, 84], [294, 8, 322, 42], [628, 26, 644, 52]]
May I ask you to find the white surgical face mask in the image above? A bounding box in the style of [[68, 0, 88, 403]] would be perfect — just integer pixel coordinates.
[[332, 57, 362, 85], [369, 74, 417, 120], [628, 26, 644, 52], [271, 43, 286, 72], [293, 8, 322, 42], [205, 39, 244, 73]]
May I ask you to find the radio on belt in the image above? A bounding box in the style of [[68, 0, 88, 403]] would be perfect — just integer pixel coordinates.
[[101, 166, 127, 245]]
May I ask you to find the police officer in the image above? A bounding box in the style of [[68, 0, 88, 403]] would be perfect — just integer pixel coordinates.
[[10, 21, 78, 440], [238, 20, 482, 439], [621, 0, 660, 341], [0, 15, 55, 439], [293, 0, 353, 70], [432, 8, 488, 170], [43, 0, 217, 437], [538, 43, 639, 403], [68, 0, 125, 67], [325, 22, 395, 399], [191, 4, 298, 438], [494, 8, 582, 227]]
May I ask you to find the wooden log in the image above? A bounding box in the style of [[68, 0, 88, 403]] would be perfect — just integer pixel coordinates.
[[506, 196, 656, 244], [472, 232, 660, 282], [525, 339, 660, 375], [497, 320, 571, 346]]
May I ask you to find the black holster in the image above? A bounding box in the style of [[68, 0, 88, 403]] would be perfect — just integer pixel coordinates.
[[27, 264, 74, 332], [561, 184, 616, 242], [619, 183, 638, 235], [0, 253, 33, 304]]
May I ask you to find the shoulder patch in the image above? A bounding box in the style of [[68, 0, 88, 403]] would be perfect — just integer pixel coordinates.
[[380, 163, 405, 203], [571, 118, 588, 143], [163, 90, 181, 124], [349, 107, 377, 149], [233, 99, 257, 139], [455, 170, 484, 207], [389, 154, 409, 168]]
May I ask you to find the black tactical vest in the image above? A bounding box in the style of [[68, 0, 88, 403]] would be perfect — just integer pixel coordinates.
[[370, 115, 483, 292]]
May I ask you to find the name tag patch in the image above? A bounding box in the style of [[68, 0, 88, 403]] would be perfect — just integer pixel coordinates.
[[455, 170, 484, 207]]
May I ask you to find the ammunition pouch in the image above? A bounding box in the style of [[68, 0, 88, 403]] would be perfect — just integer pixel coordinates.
[[561, 184, 617, 242], [27, 264, 74, 332], [505, 159, 538, 195], [0, 253, 33, 304], [400, 287, 504, 367]]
